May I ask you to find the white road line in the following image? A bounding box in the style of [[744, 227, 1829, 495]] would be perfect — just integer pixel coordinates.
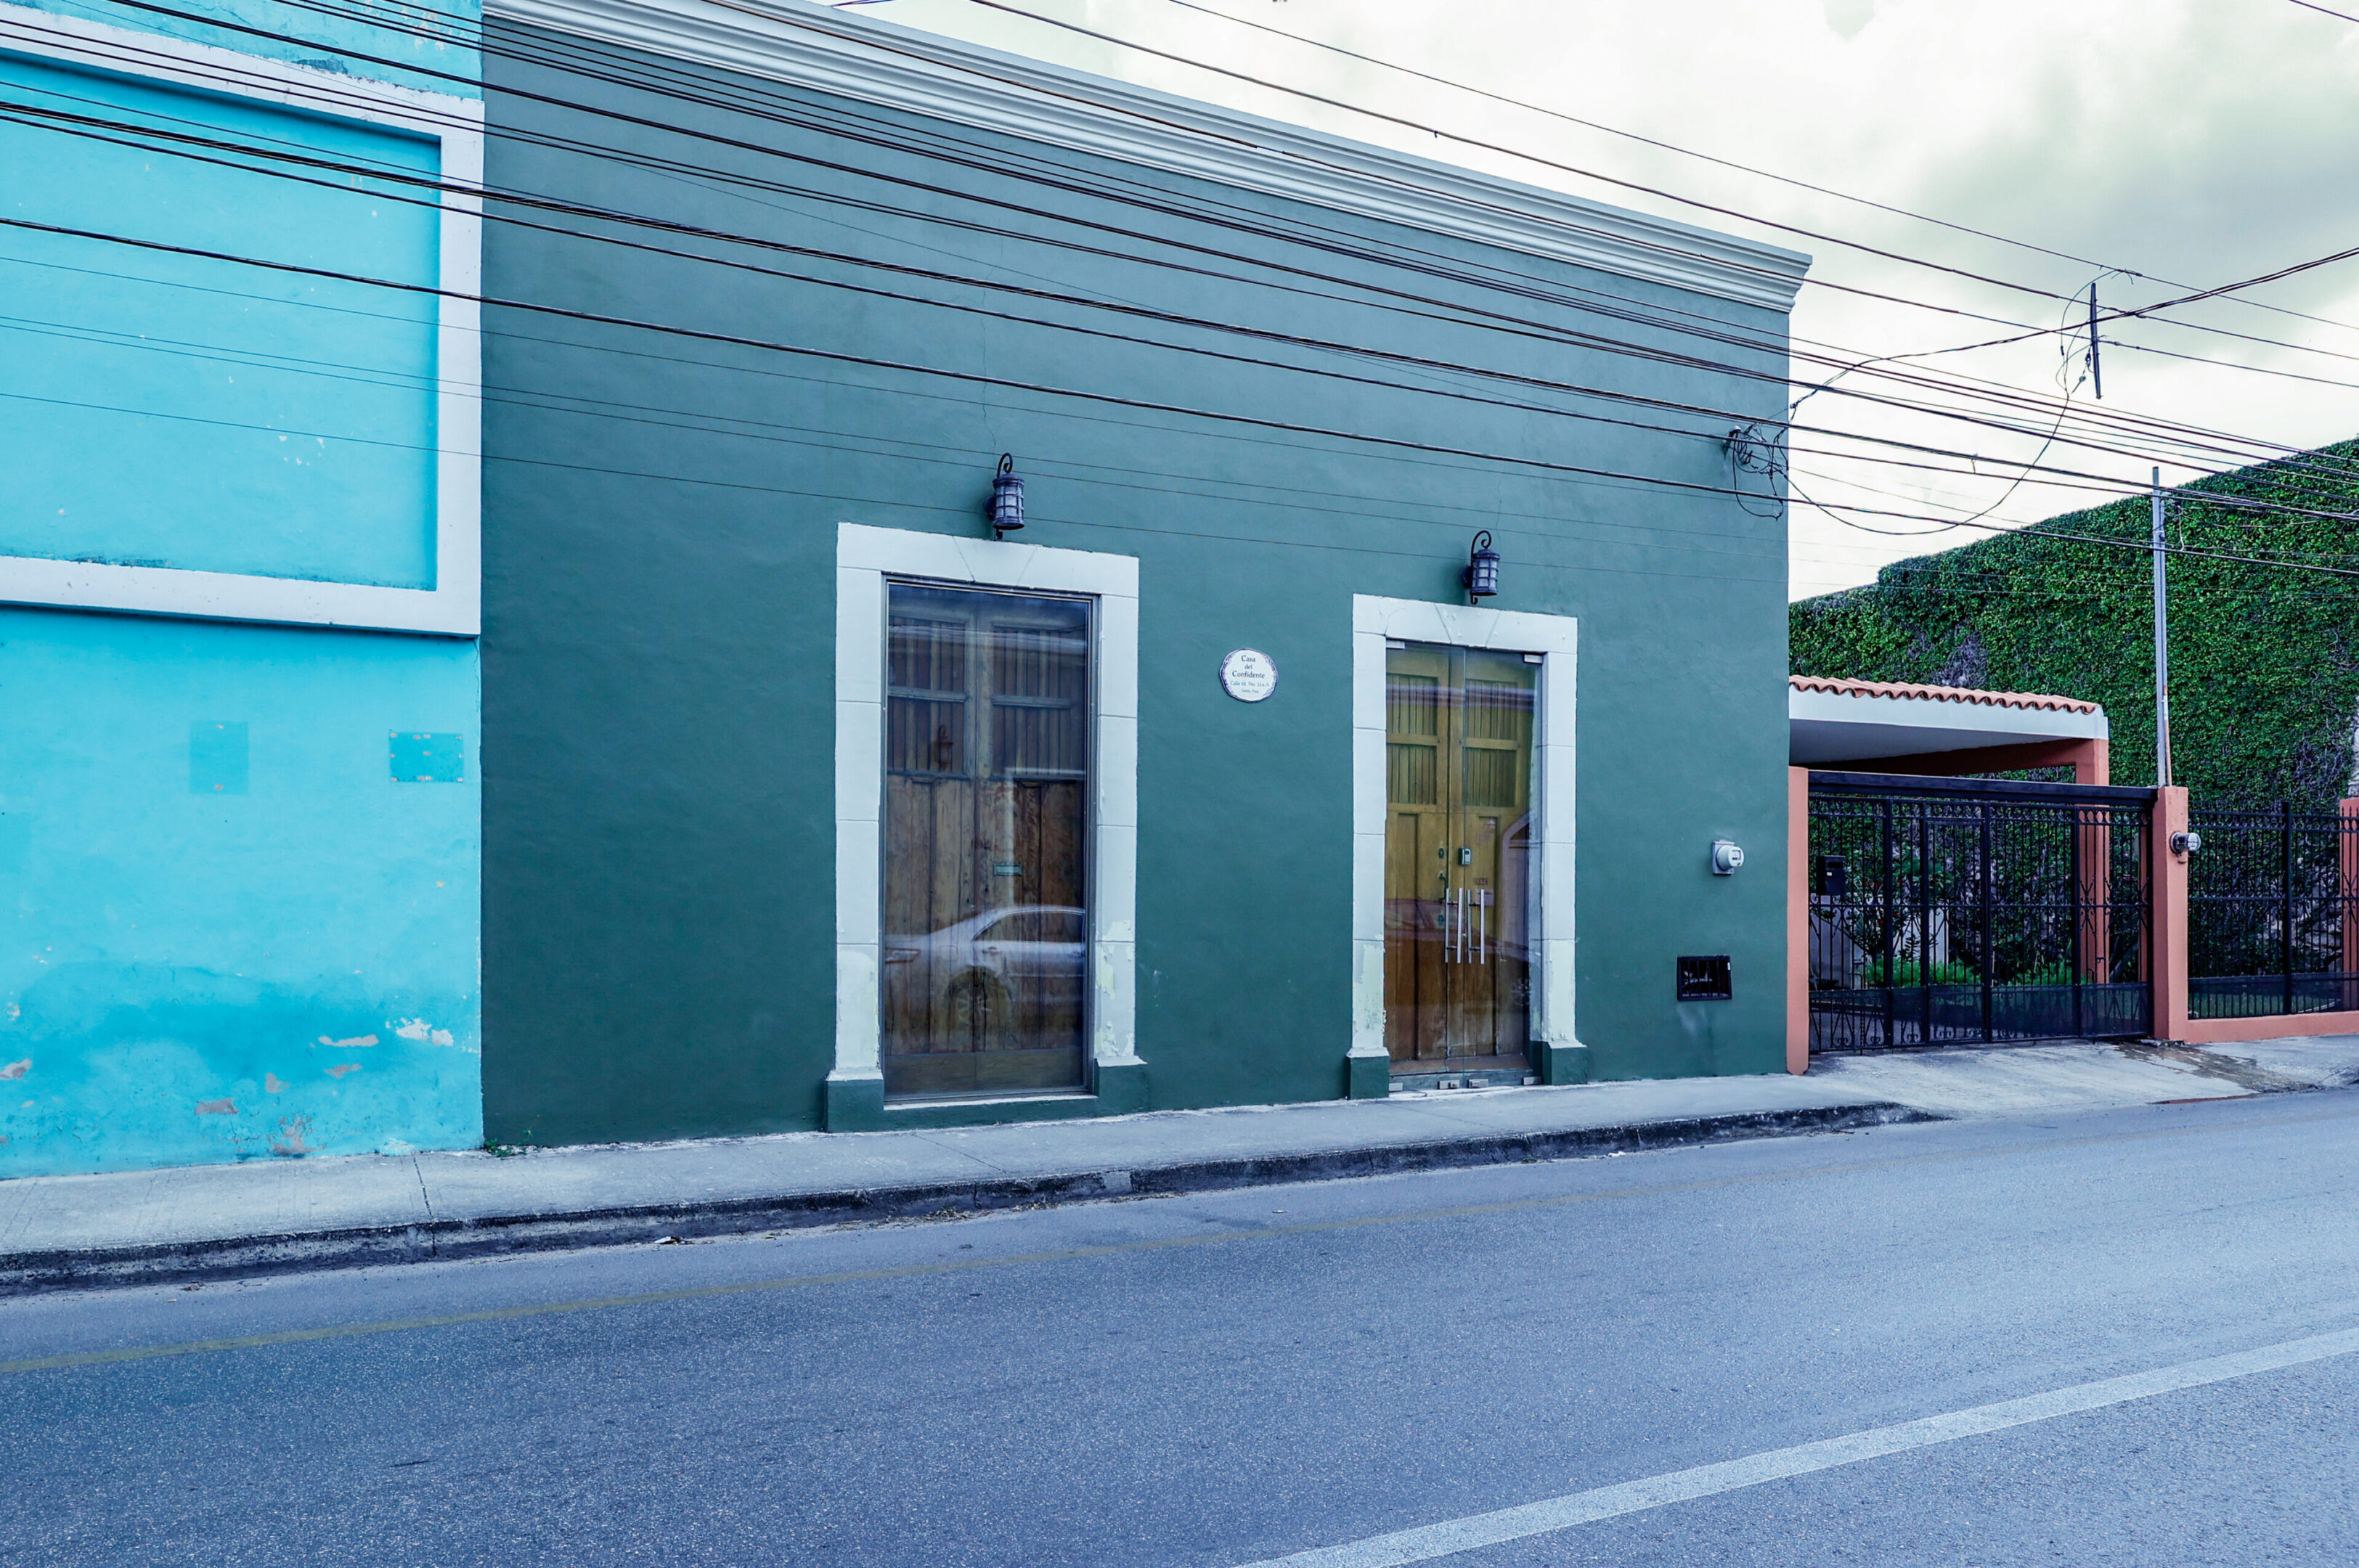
[[1234, 1324, 2359, 1568]]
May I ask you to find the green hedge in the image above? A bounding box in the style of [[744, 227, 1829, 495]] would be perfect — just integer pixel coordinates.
[[1788, 440, 2359, 807]]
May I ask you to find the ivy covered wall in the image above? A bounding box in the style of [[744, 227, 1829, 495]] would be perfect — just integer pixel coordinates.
[[1789, 440, 2359, 808]]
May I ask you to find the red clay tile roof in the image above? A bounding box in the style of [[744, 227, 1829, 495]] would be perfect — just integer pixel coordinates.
[[1790, 674, 2102, 715]]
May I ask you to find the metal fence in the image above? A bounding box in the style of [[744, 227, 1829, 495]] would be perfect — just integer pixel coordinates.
[[2186, 804, 2359, 1020], [1807, 775, 2153, 1052]]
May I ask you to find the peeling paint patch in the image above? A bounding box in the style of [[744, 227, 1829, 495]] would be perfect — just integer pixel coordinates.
[[0, 1059, 28, 1080], [316, 1034, 378, 1048], [264, 1071, 289, 1093], [324, 1063, 362, 1079], [195, 1098, 235, 1115], [392, 1018, 431, 1042], [269, 1114, 314, 1156], [430, 1029, 453, 1048]]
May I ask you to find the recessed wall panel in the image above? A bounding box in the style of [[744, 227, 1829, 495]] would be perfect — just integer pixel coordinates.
[[0, 51, 441, 588]]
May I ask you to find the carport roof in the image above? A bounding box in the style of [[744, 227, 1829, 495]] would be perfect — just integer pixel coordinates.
[[1790, 675, 2107, 766], [1789, 675, 2101, 715]]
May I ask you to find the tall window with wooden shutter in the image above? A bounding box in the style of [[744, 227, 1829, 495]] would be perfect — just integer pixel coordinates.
[[881, 582, 1091, 1098]]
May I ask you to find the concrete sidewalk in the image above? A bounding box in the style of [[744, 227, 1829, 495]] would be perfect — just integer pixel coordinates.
[[1810, 1032, 2359, 1116], [4, 1033, 2355, 1294]]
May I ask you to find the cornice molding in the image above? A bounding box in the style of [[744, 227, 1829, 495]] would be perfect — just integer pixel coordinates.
[[488, 0, 1809, 311]]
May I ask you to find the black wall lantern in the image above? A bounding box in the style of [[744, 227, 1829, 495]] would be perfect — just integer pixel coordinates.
[[1461, 530, 1501, 600], [987, 453, 1025, 538]]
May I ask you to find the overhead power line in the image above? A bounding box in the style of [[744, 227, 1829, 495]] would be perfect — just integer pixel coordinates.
[[11, 2, 2359, 537], [8, 15, 2349, 506], [1154, 0, 2359, 342], [62, 0, 2359, 382], [10, 211, 2357, 582], [956, 0, 2045, 301], [0, 313, 1809, 568], [957, 0, 2359, 368], [17, 0, 2353, 502], [15, 100, 2358, 527], [36, 244, 2339, 582]]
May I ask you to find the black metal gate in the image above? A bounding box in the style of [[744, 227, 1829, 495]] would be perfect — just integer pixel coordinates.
[[2188, 803, 2359, 1021], [1807, 772, 2156, 1052]]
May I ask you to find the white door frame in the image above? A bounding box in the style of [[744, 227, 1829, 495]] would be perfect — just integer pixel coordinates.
[[832, 523, 1140, 1104], [1351, 595, 1578, 1073]]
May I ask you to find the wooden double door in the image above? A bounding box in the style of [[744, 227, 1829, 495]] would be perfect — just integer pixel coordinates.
[[1382, 642, 1537, 1071]]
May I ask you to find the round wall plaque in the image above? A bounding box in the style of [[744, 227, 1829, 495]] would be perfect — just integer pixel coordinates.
[[1220, 648, 1279, 702]]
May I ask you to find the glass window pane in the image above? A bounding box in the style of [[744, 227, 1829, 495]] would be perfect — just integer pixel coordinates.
[[881, 582, 1091, 1099]]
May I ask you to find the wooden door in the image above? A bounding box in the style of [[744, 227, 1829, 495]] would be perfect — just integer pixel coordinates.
[[1382, 642, 1536, 1069], [1384, 645, 1451, 1061]]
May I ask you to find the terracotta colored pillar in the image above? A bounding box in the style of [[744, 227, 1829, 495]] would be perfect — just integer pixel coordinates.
[[2149, 785, 2190, 1043], [1788, 767, 1809, 1074], [2082, 739, 2114, 984], [2340, 799, 2359, 1009]]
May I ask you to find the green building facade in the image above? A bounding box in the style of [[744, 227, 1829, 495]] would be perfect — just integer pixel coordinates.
[[476, 0, 1808, 1143]]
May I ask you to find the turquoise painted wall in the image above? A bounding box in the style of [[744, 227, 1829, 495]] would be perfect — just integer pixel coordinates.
[[0, 17, 481, 1175], [0, 609, 481, 1175], [1, 50, 441, 584]]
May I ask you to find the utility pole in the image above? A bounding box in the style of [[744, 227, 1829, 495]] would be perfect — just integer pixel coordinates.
[[2152, 467, 2172, 787]]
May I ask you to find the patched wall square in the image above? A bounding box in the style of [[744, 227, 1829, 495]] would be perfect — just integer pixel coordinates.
[[190, 721, 248, 796], [391, 732, 464, 783]]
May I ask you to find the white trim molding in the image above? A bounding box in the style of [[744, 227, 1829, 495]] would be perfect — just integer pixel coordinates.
[[832, 523, 1141, 1107], [489, 0, 1810, 311], [1351, 595, 1578, 1072], [0, 4, 483, 636]]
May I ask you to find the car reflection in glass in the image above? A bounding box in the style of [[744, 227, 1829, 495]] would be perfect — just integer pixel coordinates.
[[884, 905, 1088, 1013]]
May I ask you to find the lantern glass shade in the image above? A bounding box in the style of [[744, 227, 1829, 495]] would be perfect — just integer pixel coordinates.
[[990, 454, 1025, 534], [1463, 531, 1501, 597]]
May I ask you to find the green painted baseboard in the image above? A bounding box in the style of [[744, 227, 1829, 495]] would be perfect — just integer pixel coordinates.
[[823, 1073, 886, 1132], [1535, 1042, 1590, 1085], [1094, 1058, 1149, 1114], [824, 1062, 1151, 1132], [1345, 1052, 1390, 1100]]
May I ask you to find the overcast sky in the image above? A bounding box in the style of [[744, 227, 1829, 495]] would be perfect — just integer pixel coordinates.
[[849, 0, 2359, 599]]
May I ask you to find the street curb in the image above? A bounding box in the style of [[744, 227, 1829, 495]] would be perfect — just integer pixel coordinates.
[[0, 1099, 1939, 1296]]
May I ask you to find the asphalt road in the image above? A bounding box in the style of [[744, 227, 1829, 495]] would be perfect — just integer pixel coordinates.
[[6, 1090, 2359, 1567]]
